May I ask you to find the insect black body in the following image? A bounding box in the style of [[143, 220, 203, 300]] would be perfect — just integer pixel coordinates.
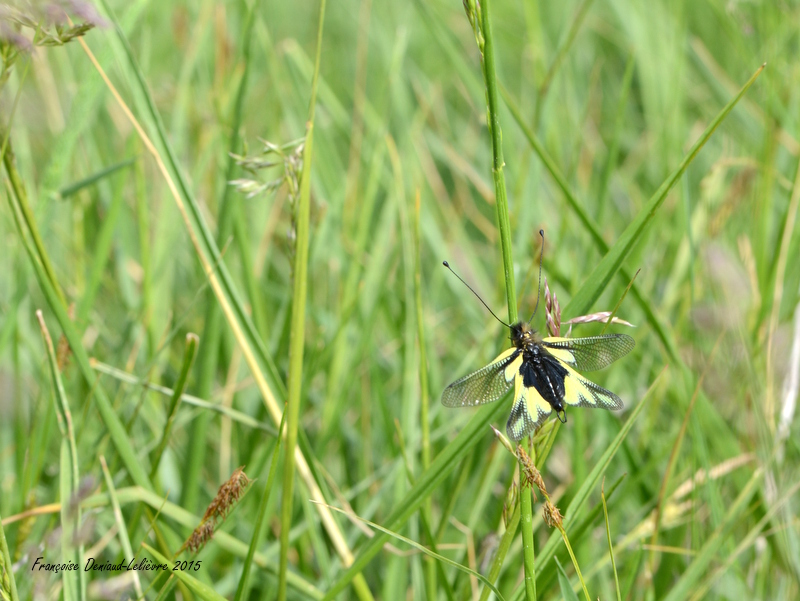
[[442, 319, 634, 440], [510, 322, 569, 420], [440, 248, 634, 441]]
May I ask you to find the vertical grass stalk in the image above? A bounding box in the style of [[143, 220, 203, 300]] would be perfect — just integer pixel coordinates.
[[0, 506, 20, 601], [5, 169, 153, 492], [278, 0, 326, 598], [414, 191, 436, 597], [235, 413, 286, 601], [519, 482, 537, 600], [478, 0, 517, 321], [36, 311, 85, 601], [474, 0, 539, 597], [601, 482, 622, 601], [149, 333, 199, 481]]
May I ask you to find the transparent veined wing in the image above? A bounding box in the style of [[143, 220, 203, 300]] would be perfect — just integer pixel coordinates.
[[441, 348, 522, 408], [542, 334, 634, 372], [561, 363, 624, 410], [506, 375, 552, 441]]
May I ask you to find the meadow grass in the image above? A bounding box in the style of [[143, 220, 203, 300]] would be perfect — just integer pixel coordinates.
[[1, 0, 800, 600]]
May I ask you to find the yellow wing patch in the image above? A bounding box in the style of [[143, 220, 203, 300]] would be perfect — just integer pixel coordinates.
[[540, 341, 576, 366], [562, 364, 623, 410], [504, 353, 523, 383], [563, 369, 596, 406], [506, 373, 552, 441]]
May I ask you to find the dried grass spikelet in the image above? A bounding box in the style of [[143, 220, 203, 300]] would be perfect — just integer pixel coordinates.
[[181, 466, 252, 554], [182, 521, 215, 555], [201, 466, 252, 523], [545, 278, 635, 338], [542, 500, 564, 529], [544, 277, 561, 337], [0, 1, 106, 52], [563, 312, 634, 328], [515, 446, 546, 496]]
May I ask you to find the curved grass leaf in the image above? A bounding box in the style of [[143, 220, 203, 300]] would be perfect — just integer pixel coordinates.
[[322, 399, 508, 599], [515, 366, 668, 600], [318, 502, 506, 601], [143, 544, 226, 601], [554, 557, 581, 601], [564, 64, 765, 318]]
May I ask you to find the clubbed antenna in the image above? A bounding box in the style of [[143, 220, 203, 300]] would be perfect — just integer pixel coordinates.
[[443, 261, 511, 328], [529, 230, 545, 323]]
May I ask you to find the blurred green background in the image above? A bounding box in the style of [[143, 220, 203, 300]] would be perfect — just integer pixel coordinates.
[[1, 0, 799, 599]]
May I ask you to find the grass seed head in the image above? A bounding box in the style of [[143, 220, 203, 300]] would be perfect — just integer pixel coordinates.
[[516, 446, 546, 495], [543, 500, 563, 529], [544, 277, 561, 337], [183, 467, 252, 554]]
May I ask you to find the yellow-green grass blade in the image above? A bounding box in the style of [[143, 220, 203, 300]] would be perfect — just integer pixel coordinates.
[[322, 399, 509, 599], [554, 556, 581, 601], [5, 183, 153, 492], [37, 312, 84, 601], [143, 544, 226, 601], [93, 0, 365, 587], [75, 487, 322, 599], [511, 366, 668, 599], [564, 64, 765, 318], [99, 457, 143, 599], [319, 503, 507, 601]]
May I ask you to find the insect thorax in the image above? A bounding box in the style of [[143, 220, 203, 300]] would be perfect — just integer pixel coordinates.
[[510, 321, 566, 411], [510, 321, 543, 350]]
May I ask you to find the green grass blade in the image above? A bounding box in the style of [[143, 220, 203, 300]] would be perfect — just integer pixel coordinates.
[[527, 366, 668, 594], [662, 467, 764, 601], [235, 413, 286, 601], [149, 333, 199, 481], [0, 507, 21, 601], [143, 544, 226, 601], [565, 64, 765, 317], [5, 189, 153, 491], [601, 483, 622, 601], [320, 503, 506, 601], [554, 557, 581, 601], [56, 157, 136, 200], [36, 311, 84, 601]]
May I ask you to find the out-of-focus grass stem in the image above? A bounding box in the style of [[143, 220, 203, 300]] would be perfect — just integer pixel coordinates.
[[36, 310, 85, 601], [149, 333, 199, 481]]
